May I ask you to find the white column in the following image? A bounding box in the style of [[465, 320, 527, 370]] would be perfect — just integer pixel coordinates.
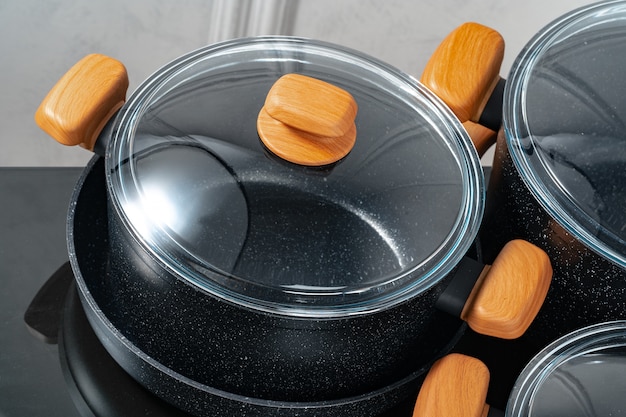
[[207, 0, 300, 44]]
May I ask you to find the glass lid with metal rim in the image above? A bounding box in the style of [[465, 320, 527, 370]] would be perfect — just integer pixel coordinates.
[[507, 320, 626, 417], [107, 36, 484, 318], [504, 0, 626, 268]]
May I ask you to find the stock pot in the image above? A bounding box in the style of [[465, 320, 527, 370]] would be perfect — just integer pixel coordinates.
[[422, 0, 626, 347], [35, 36, 550, 416]]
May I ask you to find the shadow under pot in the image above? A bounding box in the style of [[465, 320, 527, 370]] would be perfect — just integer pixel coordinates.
[[36, 37, 551, 416], [414, 320, 626, 417], [421, 1, 626, 348]]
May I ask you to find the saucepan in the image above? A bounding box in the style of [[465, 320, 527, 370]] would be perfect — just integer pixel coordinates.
[[35, 35, 551, 416], [421, 0, 626, 348]]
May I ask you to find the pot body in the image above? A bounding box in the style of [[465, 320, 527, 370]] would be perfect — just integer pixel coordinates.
[[69, 157, 466, 416], [480, 131, 626, 347]]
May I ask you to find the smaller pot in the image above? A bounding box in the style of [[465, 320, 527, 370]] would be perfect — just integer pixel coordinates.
[[413, 320, 626, 417]]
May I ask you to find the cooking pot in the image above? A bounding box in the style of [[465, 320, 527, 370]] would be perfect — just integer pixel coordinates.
[[413, 320, 626, 417], [421, 0, 626, 348], [35, 36, 551, 416]]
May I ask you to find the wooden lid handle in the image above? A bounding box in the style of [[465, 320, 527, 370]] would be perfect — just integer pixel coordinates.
[[265, 73, 357, 137], [462, 239, 553, 339], [413, 353, 491, 417], [421, 23, 504, 156], [35, 54, 128, 151], [258, 74, 357, 166]]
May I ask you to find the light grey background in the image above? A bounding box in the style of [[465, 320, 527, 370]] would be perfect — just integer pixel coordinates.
[[1, 0, 596, 167]]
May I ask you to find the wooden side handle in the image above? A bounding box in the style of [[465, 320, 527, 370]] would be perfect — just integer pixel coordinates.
[[421, 23, 504, 154], [413, 353, 491, 417], [258, 74, 357, 166], [421, 22, 504, 123], [35, 54, 128, 151], [462, 239, 553, 339]]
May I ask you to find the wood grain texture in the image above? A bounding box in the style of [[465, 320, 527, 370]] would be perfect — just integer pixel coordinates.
[[264, 73, 357, 137], [35, 54, 128, 151], [462, 239, 553, 339], [413, 353, 490, 417], [258, 73, 357, 166], [257, 107, 356, 166], [421, 22, 504, 125]]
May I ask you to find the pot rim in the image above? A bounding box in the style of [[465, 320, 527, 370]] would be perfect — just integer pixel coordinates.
[[504, 0, 626, 269], [104, 36, 485, 318]]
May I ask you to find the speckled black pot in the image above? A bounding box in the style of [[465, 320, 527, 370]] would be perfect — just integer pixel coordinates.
[[68, 156, 469, 417], [423, 3, 626, 354], [479, 131, 626, 350]]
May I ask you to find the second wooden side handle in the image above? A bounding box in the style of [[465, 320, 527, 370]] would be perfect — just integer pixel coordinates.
[[413, 353, 491, 417], [462, 239, 553, 339], [421, 22, 504, 124], [421, 22, 504, 157], [35, 54, 128, 151], [258, 73, 358, 167]]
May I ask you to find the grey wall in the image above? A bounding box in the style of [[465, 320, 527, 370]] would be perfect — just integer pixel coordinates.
[[1, 0, 595, 166]]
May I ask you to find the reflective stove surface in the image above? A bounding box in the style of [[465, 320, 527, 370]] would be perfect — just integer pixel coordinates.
[[0, 167, 83, 417]]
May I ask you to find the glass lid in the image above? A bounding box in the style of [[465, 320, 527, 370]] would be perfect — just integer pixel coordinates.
[[507, 320, 626, 417], [106, 37, 483, 317], [505, 1, 626, 268]]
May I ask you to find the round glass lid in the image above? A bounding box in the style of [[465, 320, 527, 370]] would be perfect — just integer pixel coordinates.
[[507, 321, 626, 417], [107, 37, 483, 317], [505, 1, 626, 268]]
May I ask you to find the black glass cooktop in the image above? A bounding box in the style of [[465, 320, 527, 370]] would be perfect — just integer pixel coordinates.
[[1, 167, 83, 417]]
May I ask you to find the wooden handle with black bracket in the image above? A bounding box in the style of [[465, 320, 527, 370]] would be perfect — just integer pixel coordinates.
[[35, 54, 129, 154], [437, 239, 552, 339], [413, 353, 504, 417], [421, 22, 506, 157]]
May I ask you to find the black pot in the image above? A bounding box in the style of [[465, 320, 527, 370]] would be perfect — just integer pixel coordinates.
[[37, 37, 551, 416], [423, 1, 626, 349]]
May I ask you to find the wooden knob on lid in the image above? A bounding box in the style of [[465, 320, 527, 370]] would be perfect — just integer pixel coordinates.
[[437, 239, 552, 340], [258, 73, 358, 166]]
